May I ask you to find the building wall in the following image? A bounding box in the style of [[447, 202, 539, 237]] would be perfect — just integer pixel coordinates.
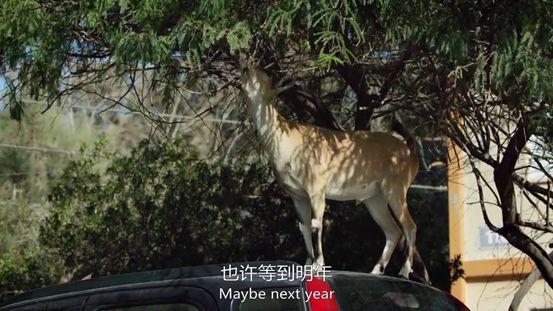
[[465, 280, 553, 311], [448, 140, 553, 311]]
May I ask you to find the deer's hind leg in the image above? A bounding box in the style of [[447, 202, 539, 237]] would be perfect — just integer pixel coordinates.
[[381, 181, 417, 279], [396, 208, 416, 278], [363, 191, 402, 275]]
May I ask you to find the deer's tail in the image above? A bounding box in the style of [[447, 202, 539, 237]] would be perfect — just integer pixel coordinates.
[[391, 118, 417, 154]]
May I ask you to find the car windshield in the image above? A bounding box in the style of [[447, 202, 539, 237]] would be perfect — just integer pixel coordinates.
[[328, 273, 464, 311]]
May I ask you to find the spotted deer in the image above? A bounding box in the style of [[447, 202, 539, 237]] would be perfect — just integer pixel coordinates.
[[240, 65, 420, 279]]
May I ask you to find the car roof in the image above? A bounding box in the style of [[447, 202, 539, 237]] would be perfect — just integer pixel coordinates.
[[2, 260, 302, 307], [3, 261, 444, 310], [329, 271, 442, 293]]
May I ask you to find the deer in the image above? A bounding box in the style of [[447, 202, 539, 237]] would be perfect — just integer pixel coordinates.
[[240, 65, 421, 280]]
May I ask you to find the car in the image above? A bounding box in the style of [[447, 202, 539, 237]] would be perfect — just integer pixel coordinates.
[[1, 261, 470, 310]]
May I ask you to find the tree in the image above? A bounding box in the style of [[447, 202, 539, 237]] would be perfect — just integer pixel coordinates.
[[1, 0, 551, 284]]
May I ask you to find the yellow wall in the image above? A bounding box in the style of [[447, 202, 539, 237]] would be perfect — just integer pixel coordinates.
[[448, 140, 466, 301]]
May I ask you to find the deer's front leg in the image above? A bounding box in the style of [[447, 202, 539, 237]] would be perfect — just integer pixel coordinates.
[[290, 194, 315, 265], [309, 192, 326, 268]]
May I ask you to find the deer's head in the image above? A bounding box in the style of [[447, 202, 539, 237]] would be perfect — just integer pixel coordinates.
[[240, 65, 276, 102]]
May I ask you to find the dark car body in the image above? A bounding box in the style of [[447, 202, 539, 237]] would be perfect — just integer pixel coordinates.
[[1, 261, 469, 310]]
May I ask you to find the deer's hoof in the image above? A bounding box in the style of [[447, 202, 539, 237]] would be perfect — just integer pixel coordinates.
[[370, 264, 385, 275]]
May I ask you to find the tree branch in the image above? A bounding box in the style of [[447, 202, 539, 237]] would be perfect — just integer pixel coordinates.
[[492, 117, 553, 287], [337, 44, 417, 129], [257, 47, 344, 131], [469, 158, 500, 232]]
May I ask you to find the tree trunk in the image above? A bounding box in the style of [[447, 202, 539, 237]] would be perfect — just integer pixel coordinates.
[[337, 45, 417, 130], [493, 118, 553, 287], [336, 64, 373, 130]]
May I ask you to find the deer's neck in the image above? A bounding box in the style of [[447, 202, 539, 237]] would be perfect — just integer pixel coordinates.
[[246, 92, 284, 150]]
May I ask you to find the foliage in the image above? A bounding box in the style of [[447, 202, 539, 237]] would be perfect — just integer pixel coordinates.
[[0, 200, 40, 256], [0, 250, 60, 302], [0, 106, 125, 202], [1, 1, 551, 112], [39, 139, 303, 276], [0, 103, 145, 258], [0, 105, 150, 301], [0, 197, 53, 303], [0, 108, 100, 302], [449, 254, 465, 285]]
